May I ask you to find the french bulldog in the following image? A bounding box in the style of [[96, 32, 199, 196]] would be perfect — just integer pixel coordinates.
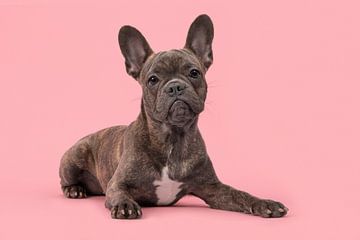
[[59, 14, 288, 219]]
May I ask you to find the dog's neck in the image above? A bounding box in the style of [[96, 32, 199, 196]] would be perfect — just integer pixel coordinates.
[[136, 100, 200, 158]]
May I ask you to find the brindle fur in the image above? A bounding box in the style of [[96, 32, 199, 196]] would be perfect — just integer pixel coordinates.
[[59, 15, 288, 219]]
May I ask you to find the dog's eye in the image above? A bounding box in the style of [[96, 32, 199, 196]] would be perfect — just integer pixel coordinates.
[[148, 76, 159, 86], [189, 69, 201, 78]]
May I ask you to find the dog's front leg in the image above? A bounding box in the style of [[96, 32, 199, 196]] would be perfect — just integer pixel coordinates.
[[105, 178, 142, 220], [192, 182, 288, 218]]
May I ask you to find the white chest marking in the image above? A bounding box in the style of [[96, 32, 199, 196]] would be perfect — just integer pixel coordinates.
[[153, 166, 183, 205]]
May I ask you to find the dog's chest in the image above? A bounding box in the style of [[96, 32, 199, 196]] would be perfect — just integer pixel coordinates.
[[153, 166, 183, 205]]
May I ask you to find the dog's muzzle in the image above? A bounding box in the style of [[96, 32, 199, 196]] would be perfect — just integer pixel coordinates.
[[167, 100, 195, 126]]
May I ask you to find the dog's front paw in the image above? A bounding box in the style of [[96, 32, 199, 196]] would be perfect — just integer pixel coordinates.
[[110, 199, 142, 220], [251, 199, 288, 218], [62, 185, 87, 198]]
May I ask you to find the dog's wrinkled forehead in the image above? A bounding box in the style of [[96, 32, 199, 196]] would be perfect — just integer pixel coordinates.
[[139, 49, 204, 82]]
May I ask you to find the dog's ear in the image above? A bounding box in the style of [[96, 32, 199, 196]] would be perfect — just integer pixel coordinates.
[[118, 26, 153, 79], [185, 14, 214, 69]]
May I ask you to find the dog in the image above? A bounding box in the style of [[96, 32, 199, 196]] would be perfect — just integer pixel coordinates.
[[59, 14, 288, 219]]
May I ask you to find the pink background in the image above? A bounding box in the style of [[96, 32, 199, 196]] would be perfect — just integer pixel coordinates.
[[1, 0, 359, 239]]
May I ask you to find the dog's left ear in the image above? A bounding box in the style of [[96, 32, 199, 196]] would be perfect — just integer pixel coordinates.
[[185, 14, 214, 69], [118, 25, 153, 79]]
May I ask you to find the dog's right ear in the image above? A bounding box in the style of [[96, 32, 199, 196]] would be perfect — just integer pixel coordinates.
[[118, 26, 153, 79]]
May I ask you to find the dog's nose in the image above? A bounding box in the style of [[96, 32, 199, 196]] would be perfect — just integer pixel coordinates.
[[166, 82, 186, 97]]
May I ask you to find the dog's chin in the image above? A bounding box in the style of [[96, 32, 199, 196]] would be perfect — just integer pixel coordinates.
[[166, 100, 196, 127]]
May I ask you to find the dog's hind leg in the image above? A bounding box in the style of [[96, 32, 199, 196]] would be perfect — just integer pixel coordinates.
[[59, 138, 101, 198]]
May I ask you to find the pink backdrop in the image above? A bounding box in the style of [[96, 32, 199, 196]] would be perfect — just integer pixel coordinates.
[[1, 0, 359, 239]]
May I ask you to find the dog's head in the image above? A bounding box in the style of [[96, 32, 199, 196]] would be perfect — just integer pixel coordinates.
[[118, 15, 213, 128]]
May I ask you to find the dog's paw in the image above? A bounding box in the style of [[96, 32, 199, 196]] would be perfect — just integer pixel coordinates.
[[251, 199, 288, 218], [62, 185, 87, 199], [110, 199, 142, 220]]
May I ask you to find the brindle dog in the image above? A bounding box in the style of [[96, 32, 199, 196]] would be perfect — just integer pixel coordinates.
[[59, 14, 288, 219]]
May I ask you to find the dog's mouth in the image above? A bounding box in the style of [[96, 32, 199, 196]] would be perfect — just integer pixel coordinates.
[[167, 99, 195, 127]]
